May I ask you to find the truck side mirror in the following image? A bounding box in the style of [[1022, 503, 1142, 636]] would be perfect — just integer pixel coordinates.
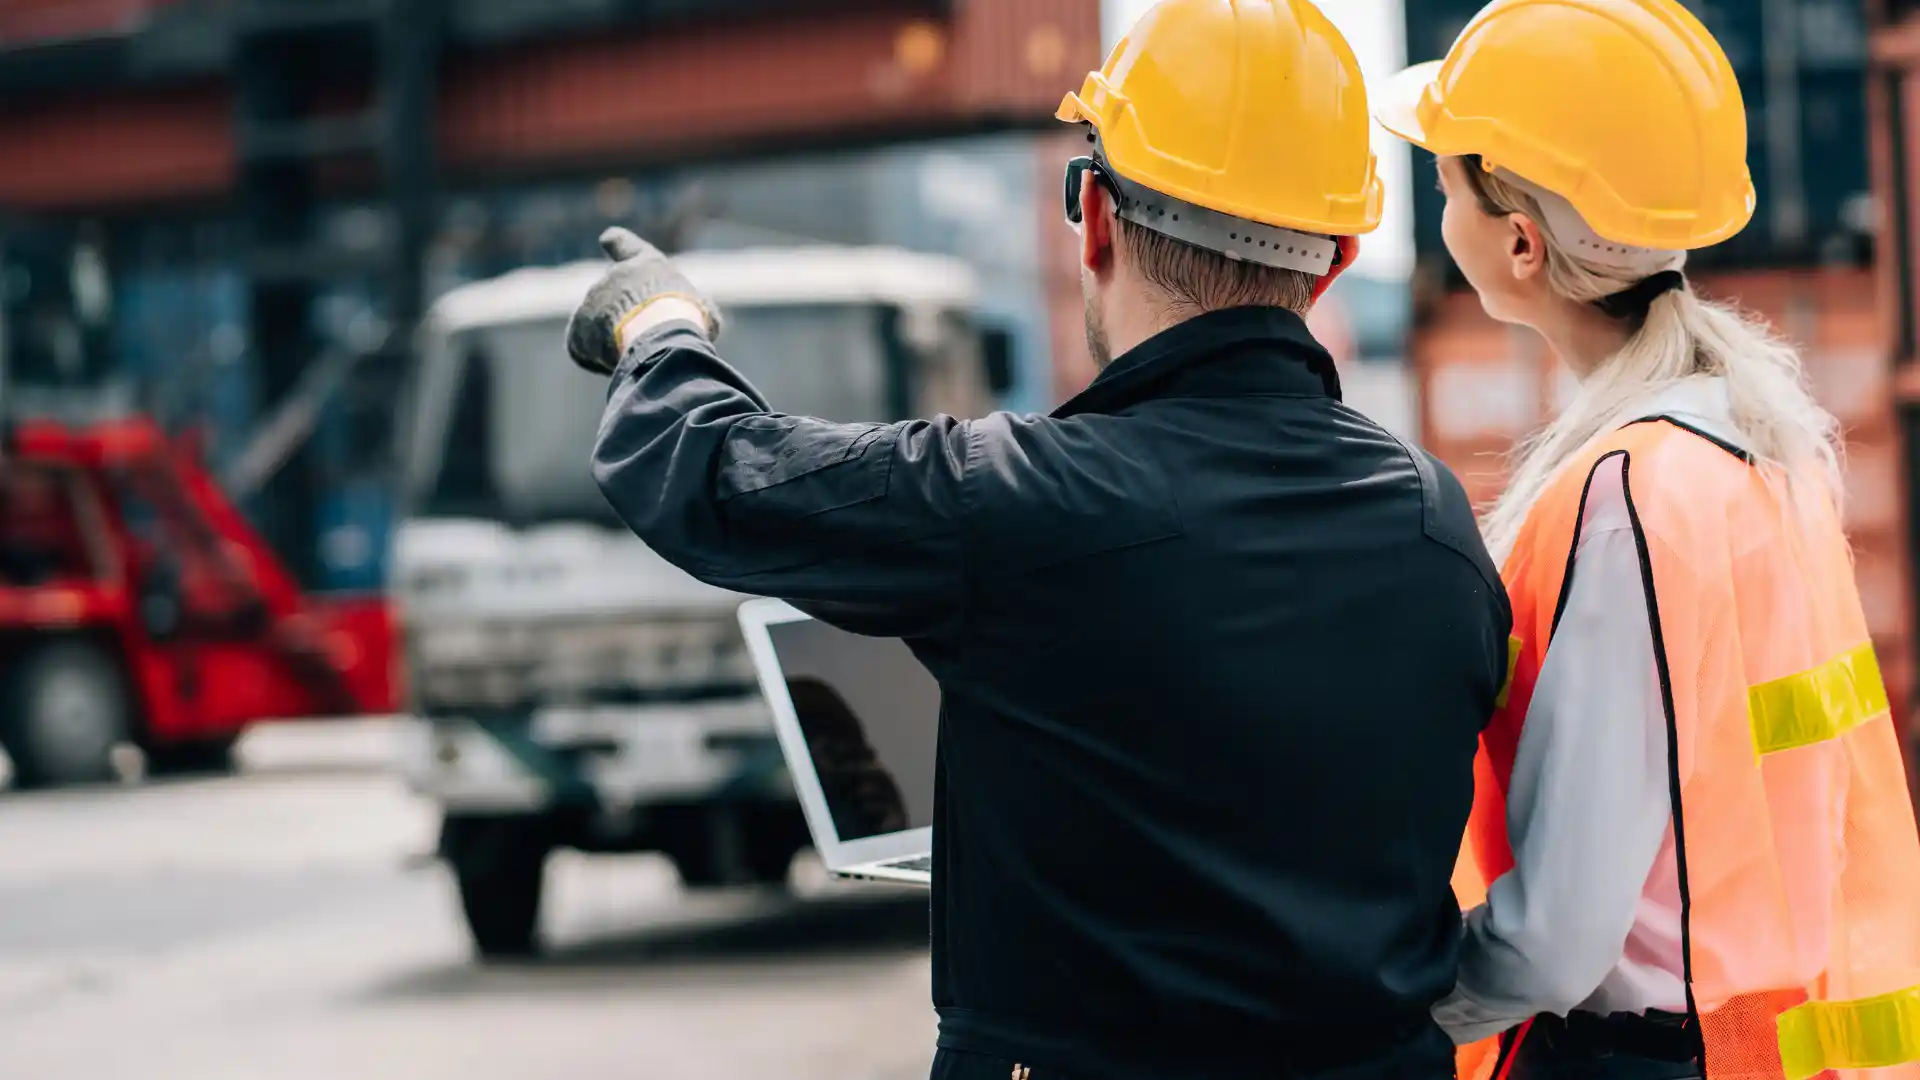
[[981, 327, 1016, 397]]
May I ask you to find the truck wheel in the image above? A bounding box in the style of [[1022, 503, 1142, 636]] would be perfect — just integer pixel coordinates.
[[665, 825, 730, 889], [664, 803, 803, 889], [745, 805, 809, 888], [0, 640, 131, 789], [444, 815, 550, 960], [145, 736, 238, 778]]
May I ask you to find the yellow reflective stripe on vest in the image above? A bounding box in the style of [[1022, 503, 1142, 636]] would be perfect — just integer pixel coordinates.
[[1747, 643, 1889, 757], [1494, 636, 1523, 710], [1777, 984, 1920, 1080]]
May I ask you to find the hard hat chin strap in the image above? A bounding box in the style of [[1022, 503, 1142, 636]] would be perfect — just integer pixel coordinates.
[[1092, 138, 1338, 276]]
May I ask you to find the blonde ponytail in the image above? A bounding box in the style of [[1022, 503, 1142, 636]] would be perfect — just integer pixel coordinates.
[[1464, 161, 1845, 564]]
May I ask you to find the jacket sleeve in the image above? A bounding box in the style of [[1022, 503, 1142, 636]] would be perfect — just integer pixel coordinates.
[[590, 320, 975, 639]]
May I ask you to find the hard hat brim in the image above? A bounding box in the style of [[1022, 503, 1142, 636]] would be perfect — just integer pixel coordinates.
[[1373, 61, 1443, 151], [1056, 90, 1093, 126]]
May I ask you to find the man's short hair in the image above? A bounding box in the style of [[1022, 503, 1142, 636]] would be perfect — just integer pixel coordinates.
[[1119, 217, 1318, 315]]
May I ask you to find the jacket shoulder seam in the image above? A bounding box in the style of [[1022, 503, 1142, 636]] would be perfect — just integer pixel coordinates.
[[1386, 431, 1503, 598]]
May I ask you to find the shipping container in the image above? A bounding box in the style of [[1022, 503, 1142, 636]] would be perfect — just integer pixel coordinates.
[[440, 0, 1087, 173], [1411, 268, 1915, 766], [1868, 1, 1920, 794], [1402, 0, 1874, 277], [0, 0, 1100, 212], [0, 0, 179, 46], [0, 89, 232, 210]]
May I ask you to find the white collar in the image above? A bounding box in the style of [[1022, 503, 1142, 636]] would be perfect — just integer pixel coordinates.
[[1632, 376, 1745, 453]]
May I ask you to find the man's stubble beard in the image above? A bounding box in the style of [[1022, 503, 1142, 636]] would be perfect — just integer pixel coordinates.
[[1082, 283, 1112, 370]]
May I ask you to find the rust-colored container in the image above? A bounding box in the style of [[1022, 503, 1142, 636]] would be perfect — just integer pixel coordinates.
[[0, 0, 1101, 211], [0, 0, 177, 45], [1411, 266, 1915, 756], [437, 0, 1099, 175], [948, 0, 1099, 115], [0, 87, 231, 209], [440, 10, 943, 172]]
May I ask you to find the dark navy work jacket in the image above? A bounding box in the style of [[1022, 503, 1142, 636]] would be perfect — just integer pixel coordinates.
[[593, 306, 1511, 1080]]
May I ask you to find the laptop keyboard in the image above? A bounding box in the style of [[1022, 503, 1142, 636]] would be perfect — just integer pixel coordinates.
[[880, 855, 932, 873]]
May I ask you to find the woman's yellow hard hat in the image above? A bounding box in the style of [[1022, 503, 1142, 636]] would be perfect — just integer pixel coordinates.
[[1056, 0, 1382, 237], [1374, 0, 1755, 252]]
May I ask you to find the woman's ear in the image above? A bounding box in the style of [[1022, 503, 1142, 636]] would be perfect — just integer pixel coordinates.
[[1508, 214, 1549, 282]]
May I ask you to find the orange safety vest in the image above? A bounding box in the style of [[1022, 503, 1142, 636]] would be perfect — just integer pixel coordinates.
[[1450, 417, 1920, 1080]]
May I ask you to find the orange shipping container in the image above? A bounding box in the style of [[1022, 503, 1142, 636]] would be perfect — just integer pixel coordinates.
[[1412, 267, 1914, 748], [0, 0, 1101, 211], [0, 0, 177, 45]]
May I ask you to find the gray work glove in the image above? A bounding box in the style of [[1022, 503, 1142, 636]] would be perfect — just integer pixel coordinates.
[[564, 227, 723, 376]]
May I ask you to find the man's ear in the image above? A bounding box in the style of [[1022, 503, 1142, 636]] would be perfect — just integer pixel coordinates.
[[1079, 178, 1115, 275], [1508, 213, 1548, 282]]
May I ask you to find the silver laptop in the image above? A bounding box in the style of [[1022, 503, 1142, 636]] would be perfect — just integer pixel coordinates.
[[738, 598, 938, 886]]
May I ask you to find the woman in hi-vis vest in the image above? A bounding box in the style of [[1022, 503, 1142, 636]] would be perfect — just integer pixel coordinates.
[[1375, 3, 1920, 1080]]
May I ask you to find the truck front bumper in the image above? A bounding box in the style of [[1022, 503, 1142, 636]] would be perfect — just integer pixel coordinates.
[[399, 697, 788, 814]]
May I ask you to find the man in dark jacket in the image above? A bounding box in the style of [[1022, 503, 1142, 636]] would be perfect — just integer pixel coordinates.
[[569, 6, 1509, 1078]]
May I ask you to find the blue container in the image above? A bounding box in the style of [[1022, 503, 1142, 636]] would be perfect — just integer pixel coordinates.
[[315, 481, 394, 594]]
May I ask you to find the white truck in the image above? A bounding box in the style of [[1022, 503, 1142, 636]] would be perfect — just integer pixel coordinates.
[[394, 247, 1008, 958]]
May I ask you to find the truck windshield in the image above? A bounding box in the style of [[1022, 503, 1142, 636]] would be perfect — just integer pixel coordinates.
[[405, 303, 894, 526]]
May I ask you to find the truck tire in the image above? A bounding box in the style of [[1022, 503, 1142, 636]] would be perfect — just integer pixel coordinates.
[[0, 640, 131, 789], [665, 803, 803, 889], [744, 805, 809, 888], [444, 815, 550, 960]]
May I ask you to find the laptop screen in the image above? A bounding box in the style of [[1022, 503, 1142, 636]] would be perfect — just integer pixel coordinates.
[[767, 617, 940, 843]]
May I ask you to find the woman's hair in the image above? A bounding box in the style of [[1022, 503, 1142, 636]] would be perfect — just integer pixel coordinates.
[[1459, 156, 1845, 563]]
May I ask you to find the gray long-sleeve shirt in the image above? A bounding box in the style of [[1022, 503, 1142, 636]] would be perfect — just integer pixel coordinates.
[[1435, 378, 1739, 1043]]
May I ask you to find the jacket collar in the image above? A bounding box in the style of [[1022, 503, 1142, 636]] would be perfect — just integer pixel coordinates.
[[1051, 306, 1341, 420]]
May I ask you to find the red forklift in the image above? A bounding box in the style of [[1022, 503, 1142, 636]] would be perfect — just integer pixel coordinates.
[[0, 413, 397, 787], [0, 0, 435, 788]]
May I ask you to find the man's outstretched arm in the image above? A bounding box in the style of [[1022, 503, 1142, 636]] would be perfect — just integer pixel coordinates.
[[575, 229, 976, 640]]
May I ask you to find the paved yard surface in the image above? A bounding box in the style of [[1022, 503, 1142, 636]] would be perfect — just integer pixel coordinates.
[[0, 722, 937, 1080]]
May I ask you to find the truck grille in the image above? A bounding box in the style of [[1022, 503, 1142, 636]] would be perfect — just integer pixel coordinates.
[[406, 614, 759, 713]]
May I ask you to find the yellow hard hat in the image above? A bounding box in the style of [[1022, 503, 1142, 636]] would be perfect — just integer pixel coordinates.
[[1375, 0, 1755, 251], [1055, 0, 1382, 237]]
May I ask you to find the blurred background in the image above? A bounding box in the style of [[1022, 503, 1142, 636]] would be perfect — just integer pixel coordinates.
[[0, 0, 1907, 1076]]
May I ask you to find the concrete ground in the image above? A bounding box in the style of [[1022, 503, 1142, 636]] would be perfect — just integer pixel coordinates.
[[0, 720, 938, 1080]]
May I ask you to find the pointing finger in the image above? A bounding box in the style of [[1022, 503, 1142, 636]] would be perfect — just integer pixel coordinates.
[[599, 227, 648, 262]]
